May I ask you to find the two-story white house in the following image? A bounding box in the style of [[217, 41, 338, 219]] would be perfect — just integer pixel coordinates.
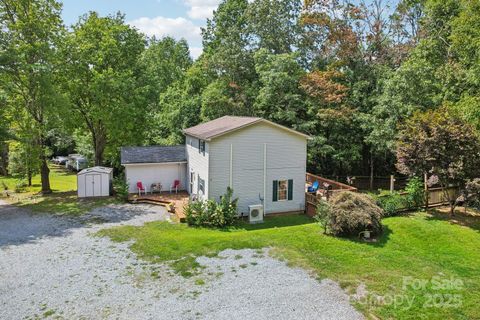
[[121, 116, 310, 215]]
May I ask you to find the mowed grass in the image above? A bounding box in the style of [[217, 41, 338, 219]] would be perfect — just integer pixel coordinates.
[[0, 164, 77, 193], [99, 213, 480, 319], [0, 164, 118, 215]]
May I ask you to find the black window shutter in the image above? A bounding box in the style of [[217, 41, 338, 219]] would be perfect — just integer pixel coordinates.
[[198, 139, 201, 153], [272, 180, 278, 202], [288, 179, 293, 200]]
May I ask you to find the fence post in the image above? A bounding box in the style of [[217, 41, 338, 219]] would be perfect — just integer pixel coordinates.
[[424, 173, 429, 211], [390, 175, 395, 193]]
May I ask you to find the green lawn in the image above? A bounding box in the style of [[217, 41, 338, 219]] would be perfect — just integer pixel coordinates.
[[99, 213, 480, 319], [0, 164, 118, 215], [0, 164, 77, 193]]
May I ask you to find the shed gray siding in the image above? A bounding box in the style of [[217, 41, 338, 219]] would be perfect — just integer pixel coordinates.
[[185, 134, 210, 200], [208, 122, 307, 215]]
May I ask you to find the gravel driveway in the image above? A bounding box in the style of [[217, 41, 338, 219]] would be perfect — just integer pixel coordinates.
[[0, 200, 363, 320]]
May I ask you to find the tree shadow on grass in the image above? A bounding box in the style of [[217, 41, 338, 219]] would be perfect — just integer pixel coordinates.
[[216, 214, 315, 232], [337, 224, 393, 248], [425, 208, 480, 233], [0, 194, 165, 248]]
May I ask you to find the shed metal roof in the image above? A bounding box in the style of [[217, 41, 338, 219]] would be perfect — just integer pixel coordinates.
[[183, 116, 310, 140], [121, 145, 186, 165], [78, 166, 113, 175]]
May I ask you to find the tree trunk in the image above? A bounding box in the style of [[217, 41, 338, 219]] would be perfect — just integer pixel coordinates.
[[40, 156, 51, 194], [93, 135, 106, 166], [441, 184, 455, 217], [369, 152, 374, 191], [449, 203, 455, 216], [27, 170, 32, 186], [92, 123, 107, 166], [0, 142, 8, 176], [424, 173, 429, 212]]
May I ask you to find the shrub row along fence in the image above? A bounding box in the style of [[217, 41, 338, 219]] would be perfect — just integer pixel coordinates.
[[377, 186, 458, 211]]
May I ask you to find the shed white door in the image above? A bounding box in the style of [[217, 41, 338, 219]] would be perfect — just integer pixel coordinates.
[[85, 174, 101, 197]]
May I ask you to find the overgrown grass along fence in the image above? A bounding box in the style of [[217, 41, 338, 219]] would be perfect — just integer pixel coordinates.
[[377, 187, 458, 211]]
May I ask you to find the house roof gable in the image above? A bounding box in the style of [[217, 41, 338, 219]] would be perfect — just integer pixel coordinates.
[[183, 116, 310, 140]]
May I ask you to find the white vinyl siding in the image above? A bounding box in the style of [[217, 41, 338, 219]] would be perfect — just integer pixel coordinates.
[[208, 122, 307, 215], [186, 134, 209, 200], [124, 163, 187, 194]]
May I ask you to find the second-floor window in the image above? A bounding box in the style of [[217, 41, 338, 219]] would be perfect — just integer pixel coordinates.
[[198, 139, 205, 155]]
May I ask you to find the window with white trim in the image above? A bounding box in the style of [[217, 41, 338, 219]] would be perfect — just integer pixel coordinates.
[[273, 179, 293, 202], [198, 175, 205, 195], [278, 180, 288, 201], [198, 139, 205, 155]]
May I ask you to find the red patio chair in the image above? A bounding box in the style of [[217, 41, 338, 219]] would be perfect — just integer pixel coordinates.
[[170, 180, 180, 194], [137, 181, 146, 196]]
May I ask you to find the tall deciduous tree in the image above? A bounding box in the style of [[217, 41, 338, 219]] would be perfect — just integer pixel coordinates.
[[139, 36, 192, 110], [62, 12, 146, 166], [0, 0, 64, 193], [396, 108, 480, 215]]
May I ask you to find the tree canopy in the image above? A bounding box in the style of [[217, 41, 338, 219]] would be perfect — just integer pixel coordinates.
[[1, 0, 480, 195]]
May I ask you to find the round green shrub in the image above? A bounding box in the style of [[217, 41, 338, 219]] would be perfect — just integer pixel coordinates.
[[327, 191, 384, 237]]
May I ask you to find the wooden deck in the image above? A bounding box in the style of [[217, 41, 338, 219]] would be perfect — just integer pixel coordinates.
[[128, 191, 189, 222]]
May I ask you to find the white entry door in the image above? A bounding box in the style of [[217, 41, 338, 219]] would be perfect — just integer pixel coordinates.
[[85, 174, 101, 197]]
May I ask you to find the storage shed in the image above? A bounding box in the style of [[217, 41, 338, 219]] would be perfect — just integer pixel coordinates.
[[77, 166, 113, 198]]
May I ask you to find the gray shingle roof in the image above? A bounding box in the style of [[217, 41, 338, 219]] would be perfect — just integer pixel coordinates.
[[121, 145, 186, 165], [183, 115, 310, 140], [183, 116, 261, 140]]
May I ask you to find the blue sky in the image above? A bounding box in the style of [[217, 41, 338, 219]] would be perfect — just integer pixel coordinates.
[[61, 0, 222, 58]]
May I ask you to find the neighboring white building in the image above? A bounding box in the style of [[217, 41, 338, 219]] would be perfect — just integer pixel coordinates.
[[77, 166, 113, 198], [121, 116, 310, 215]]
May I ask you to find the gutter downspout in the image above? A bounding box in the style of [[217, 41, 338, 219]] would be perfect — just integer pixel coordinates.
[[263, 143, 267, 213], [229, 144, 233, 189]]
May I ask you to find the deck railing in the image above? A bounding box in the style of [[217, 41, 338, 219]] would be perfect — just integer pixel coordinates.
[[306, 172, 357, 192], [305, 173, 357, 216]]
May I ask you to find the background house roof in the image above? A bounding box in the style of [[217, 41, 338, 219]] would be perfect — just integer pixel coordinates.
[[121, 145, 186, 164], [183, 115, 310, 140]]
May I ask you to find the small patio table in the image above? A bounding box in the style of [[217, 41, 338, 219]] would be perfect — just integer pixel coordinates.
[[150, 183, 162, 194]]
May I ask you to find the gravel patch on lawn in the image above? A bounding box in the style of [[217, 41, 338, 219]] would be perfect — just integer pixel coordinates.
[[0, 201, 362, 320]]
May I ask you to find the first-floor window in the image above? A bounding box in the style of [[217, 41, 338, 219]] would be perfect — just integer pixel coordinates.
[[198, 175, 205, 194], [278, 180, 288, 201], [190, 171, 195, 193], [273, 179, 293, 202]]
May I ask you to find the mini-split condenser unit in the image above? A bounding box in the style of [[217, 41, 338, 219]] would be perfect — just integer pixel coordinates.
[[248, 204, 264, 224]]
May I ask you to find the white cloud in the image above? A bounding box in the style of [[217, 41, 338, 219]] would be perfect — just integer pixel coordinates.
[[184, 0, 221, 20], [189, 46, 203, 59], [128, 16, 202, 44]]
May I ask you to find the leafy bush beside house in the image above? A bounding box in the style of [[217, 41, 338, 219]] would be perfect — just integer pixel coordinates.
[[315, 191, 384, 237], [185, 187, 238, 228], [113, 176, 129, 202]]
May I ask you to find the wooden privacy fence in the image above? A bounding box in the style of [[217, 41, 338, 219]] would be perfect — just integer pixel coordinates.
[[376, 186, 458, 211]]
